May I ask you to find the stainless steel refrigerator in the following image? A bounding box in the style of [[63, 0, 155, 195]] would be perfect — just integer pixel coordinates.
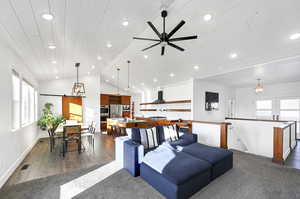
[[109, 104, 123, 118]]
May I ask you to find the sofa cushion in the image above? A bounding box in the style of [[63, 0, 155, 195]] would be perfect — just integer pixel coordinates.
[[131, 128, 141, 143], [161, 152, 211, 185], [182, 143, 232, 164]]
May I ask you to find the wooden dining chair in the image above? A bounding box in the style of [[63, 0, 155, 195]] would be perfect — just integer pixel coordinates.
[[62, 125, 82, 157]]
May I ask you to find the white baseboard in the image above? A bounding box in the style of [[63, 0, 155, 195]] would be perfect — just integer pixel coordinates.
[[0, 136, 40, 189]]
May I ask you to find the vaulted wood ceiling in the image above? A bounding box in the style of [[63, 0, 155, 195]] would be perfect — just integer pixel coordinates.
[[0, 0, 300, 91]]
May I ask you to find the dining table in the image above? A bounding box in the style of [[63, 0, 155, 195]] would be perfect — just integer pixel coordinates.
[[55, 123, 90, 134]]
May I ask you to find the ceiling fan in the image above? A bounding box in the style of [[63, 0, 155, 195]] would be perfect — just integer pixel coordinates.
[[133, 10, 198, 56]]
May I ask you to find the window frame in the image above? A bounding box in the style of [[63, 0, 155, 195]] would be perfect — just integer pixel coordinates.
[[255, 99, 273, 119], [11, 70, 21, 131], [21, 78, 37, 128]]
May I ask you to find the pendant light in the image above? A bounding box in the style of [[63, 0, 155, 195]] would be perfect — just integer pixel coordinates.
[[255, 78, 263, 93], [127, 60, 131, 89], [72, 63, 86, 96]]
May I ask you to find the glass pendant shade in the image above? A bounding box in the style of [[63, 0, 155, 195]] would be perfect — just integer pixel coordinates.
[[255, 79, 263, 93]]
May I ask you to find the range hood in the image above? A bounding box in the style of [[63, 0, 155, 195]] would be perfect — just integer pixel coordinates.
[[152, 90, 165, 104]]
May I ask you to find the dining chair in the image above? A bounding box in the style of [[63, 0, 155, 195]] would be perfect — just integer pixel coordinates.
[[48, 125, 63, 152], [82, 121, 96, 149], [62, 125, 82, 157]]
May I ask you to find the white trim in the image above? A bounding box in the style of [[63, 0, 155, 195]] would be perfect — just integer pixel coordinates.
[[283, 148, 291, 161], [0, 136, 40, 188]]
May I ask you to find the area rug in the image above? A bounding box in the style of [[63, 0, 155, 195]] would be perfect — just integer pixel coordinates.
[[1, 150, 300, 199]]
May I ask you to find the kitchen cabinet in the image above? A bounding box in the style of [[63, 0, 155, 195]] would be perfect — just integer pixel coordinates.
[[121, 96, 131, 105], [100, 94, 109, 105]]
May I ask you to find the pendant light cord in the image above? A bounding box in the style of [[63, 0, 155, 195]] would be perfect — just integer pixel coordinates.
[[77, 66, 79, 83], [117, 68, 120, 95], [127, 60, 130, 89]]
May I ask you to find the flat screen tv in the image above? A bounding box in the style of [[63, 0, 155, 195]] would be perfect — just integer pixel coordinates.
[[205, 92, 219, 111]]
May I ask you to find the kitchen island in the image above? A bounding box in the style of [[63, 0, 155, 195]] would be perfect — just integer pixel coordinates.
[[106, 117, 192, 136]]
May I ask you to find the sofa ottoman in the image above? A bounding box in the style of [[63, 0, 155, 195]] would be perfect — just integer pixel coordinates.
[[140, 152, 211, 199], [182, 143, 233, 180]]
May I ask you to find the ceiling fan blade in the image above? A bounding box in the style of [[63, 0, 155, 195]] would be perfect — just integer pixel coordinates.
[[147, 21, 161, 39], [161, 46, 165, 56], [168, 42, 184, 51], [133, 37, 160, 42], [169, 35, 198, 42], [142, 42, 161, 51], [167, 20, 185, 39]]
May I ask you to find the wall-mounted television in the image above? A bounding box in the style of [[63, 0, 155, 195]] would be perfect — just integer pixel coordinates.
[[205, 92, 219, 111]]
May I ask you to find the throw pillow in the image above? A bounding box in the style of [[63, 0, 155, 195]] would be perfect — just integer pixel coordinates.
[[140, 127, 159, 149]]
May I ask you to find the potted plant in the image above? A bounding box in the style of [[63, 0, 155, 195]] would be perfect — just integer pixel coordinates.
[[38, 103, 65, 152]]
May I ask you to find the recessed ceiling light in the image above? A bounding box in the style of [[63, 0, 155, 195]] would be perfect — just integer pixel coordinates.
[[203, 14, 212, 22], [42, 13, 54, 21], [106, 42, 112, 48], [144, 55, 148, 59], [194, 65, 199, 70], [290, 33, 300, 40], [55, 76, 59, 79], [87, 72, 90, 75], [230, 53, 238, 59], [153, 78, 158, 82], [48, 44, 56, 50], [169, 73, 175, 77], [97, 56, 102, 60], [122, 20, 129, 26], [51, 60, 57, 64], [91, 65, 95, 69], [105, 79, 109, 82]]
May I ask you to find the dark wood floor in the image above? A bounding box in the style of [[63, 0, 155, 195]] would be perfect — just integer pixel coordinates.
[[286, 140, 300, 169], [4, 133, 115, 187]]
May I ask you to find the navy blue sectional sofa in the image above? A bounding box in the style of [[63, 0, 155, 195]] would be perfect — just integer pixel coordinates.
[[123, 125, 233, 199]]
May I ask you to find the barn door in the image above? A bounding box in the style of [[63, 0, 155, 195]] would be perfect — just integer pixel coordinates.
[[62, 96, 83, 123]]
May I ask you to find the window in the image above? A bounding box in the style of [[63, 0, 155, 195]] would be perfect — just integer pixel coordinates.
[[12, 70, 20, 130], [21, 79, 35, 126], [280, 99, 299, 124], [35, 90, 38, 121], [256, 100, 272, 119]]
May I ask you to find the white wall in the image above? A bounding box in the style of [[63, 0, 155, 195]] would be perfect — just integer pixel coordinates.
[[0, 45, 39, 188], [236, 81, 300, 117], [137, 80, 193, 120], [193, 79, 235, 122]]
